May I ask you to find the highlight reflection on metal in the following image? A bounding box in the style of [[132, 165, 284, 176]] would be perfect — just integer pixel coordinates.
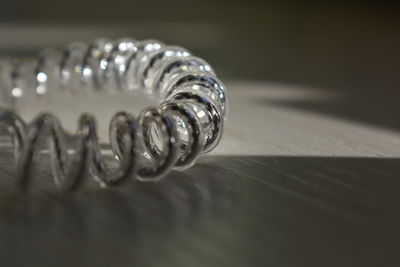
[[0, 38, 227, 191]]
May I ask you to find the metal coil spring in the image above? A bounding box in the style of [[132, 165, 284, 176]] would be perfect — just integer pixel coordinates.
[[0, 38, 227, 192]]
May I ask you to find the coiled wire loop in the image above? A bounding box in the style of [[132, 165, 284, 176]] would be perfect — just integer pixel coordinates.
[[0, 38, 227, 191]]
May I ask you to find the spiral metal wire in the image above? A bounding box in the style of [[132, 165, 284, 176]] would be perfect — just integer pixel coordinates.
[[0, 38, 227, 192]]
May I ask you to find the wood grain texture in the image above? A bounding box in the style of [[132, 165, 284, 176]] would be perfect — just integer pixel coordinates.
[[0, 155, 399, 267]]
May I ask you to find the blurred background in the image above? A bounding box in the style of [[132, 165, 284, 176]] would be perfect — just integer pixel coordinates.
[[1, 0, 399, 130], [0, 0, 398, 82]]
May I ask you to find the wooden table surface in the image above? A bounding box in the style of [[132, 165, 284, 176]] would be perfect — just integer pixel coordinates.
[[0, 20, 399, 267]]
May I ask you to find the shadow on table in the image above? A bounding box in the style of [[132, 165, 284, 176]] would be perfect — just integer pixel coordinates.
[[0, 155, 399, 267]]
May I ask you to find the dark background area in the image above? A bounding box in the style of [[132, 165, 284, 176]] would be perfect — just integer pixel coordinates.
[[0, 0, 399, 85]]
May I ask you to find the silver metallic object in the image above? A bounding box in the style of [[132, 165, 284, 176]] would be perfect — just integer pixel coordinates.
[[0, 38, 227, 192]]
